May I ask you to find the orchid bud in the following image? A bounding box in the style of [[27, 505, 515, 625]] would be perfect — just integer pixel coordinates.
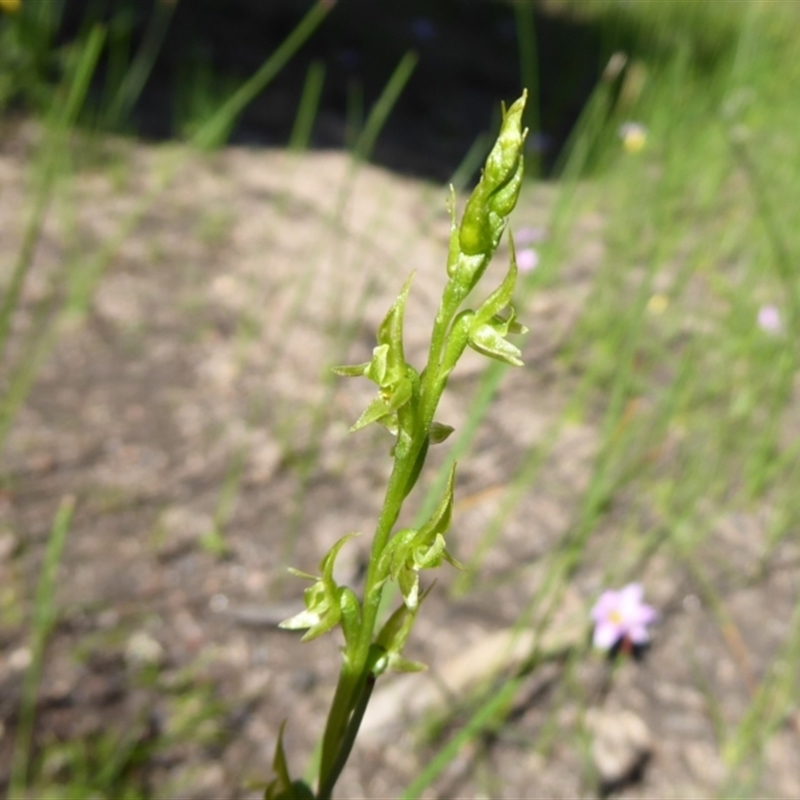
[[458, 92, 528, 261]]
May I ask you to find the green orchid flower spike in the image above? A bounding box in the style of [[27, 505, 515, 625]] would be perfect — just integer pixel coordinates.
[[275, 91, 529, 800]]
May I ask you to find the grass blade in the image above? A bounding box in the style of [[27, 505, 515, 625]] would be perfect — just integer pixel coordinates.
[[9, 495, 76, 798], [104, 0, 178, 129], [289, 59, 326, 151], [352, 51, 418, 163], [0, 24, 105, 368], [190, 0, 334, 150]]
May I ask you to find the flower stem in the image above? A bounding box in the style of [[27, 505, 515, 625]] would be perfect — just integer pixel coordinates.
[[316, 288, 458, 796], [307, 92, 528, 797], [317, 445, 417, 792], [317, 663, 377, 800]]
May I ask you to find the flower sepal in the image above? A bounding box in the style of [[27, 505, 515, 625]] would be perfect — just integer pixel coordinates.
[[473, 234, 519, 322], [429, 421, 455, 444], [380, 465, 463, 610], [466, 238, 527, 366], [331, 362, 371, 378], [334, 277, 420, 435], [468, 308, 526, 366], [373, 586, 434, 676], [279, 533, 361, 642], [348, 374, 413, 433]]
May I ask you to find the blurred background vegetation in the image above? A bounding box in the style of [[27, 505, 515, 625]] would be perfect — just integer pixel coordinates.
[[2, 0, 800, 797], [0, 0, 762, 175]]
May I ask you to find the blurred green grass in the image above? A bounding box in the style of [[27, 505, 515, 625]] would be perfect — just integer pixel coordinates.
[[405, 2, 800, 797]]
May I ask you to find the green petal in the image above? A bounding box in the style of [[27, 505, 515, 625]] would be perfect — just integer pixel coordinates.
[[278, 607, 321, 632], [398, 566, 420, 610], [418, 463, 456, 541], [386, 655, 427, 673], [349, 395, 393, 432], [469, 323, 524, 366], [331, 362, 370, 377], [350, 377, 412, 433]]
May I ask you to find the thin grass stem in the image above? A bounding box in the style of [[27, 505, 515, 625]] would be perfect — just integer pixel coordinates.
[[191, 0, 333, 150], [9, 495, 75, 798]]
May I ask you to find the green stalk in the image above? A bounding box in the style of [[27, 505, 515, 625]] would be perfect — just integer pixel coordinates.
[[0, 24, 105, 366], [191, 0, 333, 150], [317, 275, 466, 794], [352, 51, 417, 162], [400, 673, 524, 800], [302, 92, 528, 799], [290, 60, 326, 151], [318, 438, 422, 785], [513, 0, 540, 177], [317, 670, 376, 800], [9, 495, 75, 796], [104, 0, 178, 129]]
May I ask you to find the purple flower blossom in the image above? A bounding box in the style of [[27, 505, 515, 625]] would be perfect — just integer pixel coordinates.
[[590, 583, 657, 651], [516, 247, 539, 273], [757, 304, 782, 334]]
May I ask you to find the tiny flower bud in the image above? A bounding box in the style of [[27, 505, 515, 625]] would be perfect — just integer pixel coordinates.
[[458, 92, 528, 258]]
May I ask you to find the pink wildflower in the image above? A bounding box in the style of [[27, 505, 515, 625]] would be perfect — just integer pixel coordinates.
[[757, 304, 782, 335], [516, 247, 539, 273], [590, 583, 657, 651]]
